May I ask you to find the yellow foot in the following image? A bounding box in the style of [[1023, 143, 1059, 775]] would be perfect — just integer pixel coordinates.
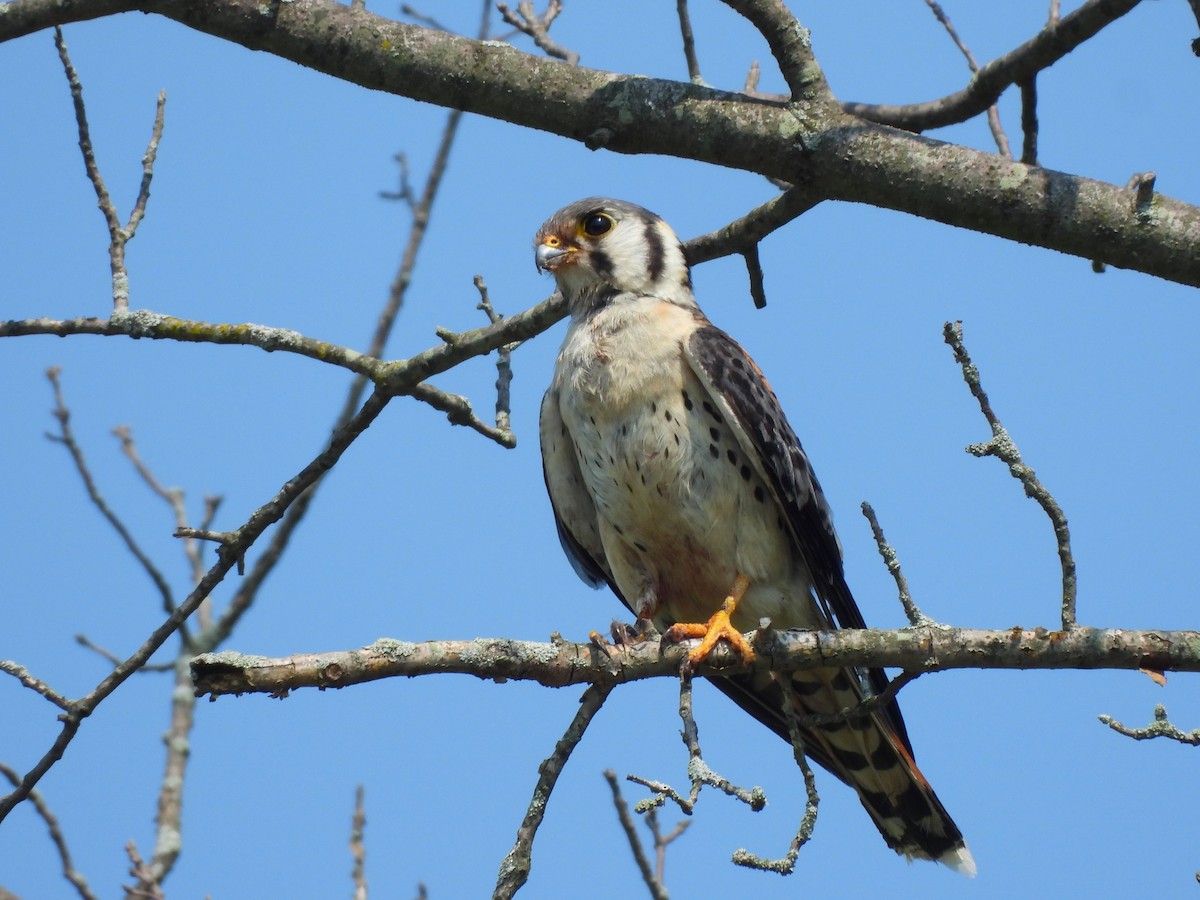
[[664, 574, 756, 670]]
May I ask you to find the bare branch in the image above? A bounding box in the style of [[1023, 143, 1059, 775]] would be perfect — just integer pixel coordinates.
[[603, 771, 668, 900], [647, 808, 689, 887], [494, 682, 612, 899], [682, 187, 821, 269], [399, 5, 447, 32], [0, 389, 393, 824], [44, 368, 177, 617], [473, 276, 514, 441], [203, 0, 495, 646], [496, 0, 578, 65], [0, 660, 70, 710], [1018, 77, 1039, 165], [75, 634, 173, 672], [0, 763, 97, 900], [628, 671, 766, 815], [123, 841, 164, 900], [731, 681, 819, 873], [844, 0, 1143, 132], [53, 27, 165, 310], [860, 501, 936, 627], [943, 321, 1077, 629], [1099, 705, 1200, 746], [6, 0, 1197, 287], [676, 0, 704, 85], [350, 786, 367, 900], [719, 0, 826, 100], [920, 0, 1010, 156], [191, 627, 1200, 698]]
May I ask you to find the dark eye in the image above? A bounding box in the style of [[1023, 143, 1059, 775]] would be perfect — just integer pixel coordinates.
[[582, 213, 613, 237]]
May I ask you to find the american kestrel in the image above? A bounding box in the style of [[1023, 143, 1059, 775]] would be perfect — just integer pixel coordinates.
[[536, 198, 973, 874]]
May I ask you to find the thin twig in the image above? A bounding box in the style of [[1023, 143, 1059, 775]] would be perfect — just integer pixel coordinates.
[[629, 671, 765, 815], [731, 681, 819, 873], [921, 0, 1011, 156], [943, 321, 1077, 629], [496, 0, 579, 65], [0, 389, 393, 824], [682, 187, 821, 309], [44, 368, 178, 618], [351, 785, 368, 900], [202, 0, 496, 649], [54, 27, 165, 310], [646, 808, 689, 887], [844, 0, 1143, 132], [494, 682, 613, 899], [0, 660, 71, 710], [860, 501, 937, 627], [1018, 77, 1039, 165], [793, 670, 924, 731], [473, 276, 514, 441], [123, 841, 165, 900], [400, 4, 448, 32], [676, 0, 704, 85], [0, 762, 97, 900], [603, 771, 668, 900], [1099, 705, 1200, 746], [75, 634, 170, 672]]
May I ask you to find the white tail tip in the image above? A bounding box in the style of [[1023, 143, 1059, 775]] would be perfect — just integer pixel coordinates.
[[940, 844, 977, 878]]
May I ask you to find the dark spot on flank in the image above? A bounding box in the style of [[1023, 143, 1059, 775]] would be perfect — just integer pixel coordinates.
[[709, 427, 720, 442], [708, 444, 719, 459], [664, 409, 673, 422], [635, 542, 649, 553], [753, 486, 766, 503], [740, 464, 751, 481], [682, 391, 693, 411], [726, 449, 737, 465], [702, 400, 722, 423]]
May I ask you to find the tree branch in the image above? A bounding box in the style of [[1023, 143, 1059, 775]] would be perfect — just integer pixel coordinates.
[[0, 389, 393, 824], [842, 0, 1143, 131], [190, 627, 1200, 698], [1099, 705, 1200, 746], [944, 321, 1078, 629], [5, 0, 1193, 286], [0, 763, 97, 900], [494, 682, 612, 899]]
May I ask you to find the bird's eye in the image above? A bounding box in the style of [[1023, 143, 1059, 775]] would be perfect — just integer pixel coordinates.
[[582, 213, 614, 237]]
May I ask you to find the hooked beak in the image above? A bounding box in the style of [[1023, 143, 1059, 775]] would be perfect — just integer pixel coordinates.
[[535, 241, 570, 273]]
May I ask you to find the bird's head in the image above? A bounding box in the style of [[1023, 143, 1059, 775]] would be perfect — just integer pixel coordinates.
[[534, 198, 694, 313]]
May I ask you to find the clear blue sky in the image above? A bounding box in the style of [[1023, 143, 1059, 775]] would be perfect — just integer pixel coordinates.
[[3, 2, 1199, 897]]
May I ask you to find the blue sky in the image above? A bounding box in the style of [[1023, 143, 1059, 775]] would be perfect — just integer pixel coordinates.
[[3, 2, 1199, 897]]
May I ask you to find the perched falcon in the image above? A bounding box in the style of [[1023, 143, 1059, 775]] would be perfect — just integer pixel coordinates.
[[536, 198, 973, 875]]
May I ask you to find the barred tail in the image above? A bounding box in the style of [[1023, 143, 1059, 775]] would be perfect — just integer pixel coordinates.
[[712, 667, 974, 876]]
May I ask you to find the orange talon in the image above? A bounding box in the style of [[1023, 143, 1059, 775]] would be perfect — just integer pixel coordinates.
[[665, 573, 756, 668]]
